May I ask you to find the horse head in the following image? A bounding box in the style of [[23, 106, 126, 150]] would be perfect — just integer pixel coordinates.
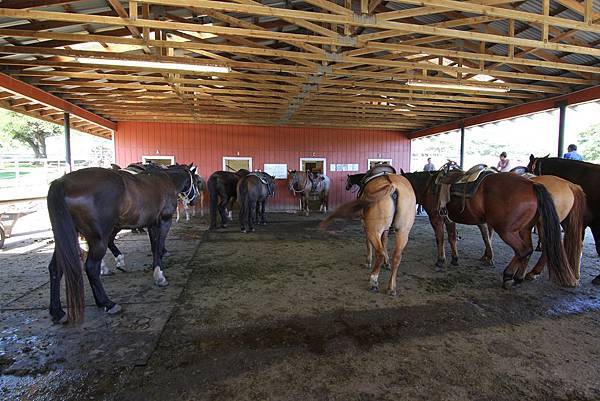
[[345, 174, 353, 191]]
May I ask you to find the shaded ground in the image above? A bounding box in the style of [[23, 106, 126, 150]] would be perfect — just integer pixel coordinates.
[[1, 211, 600, 400]]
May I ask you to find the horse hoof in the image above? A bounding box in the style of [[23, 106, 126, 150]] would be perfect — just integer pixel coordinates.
[[241, 229, 247, 233], [220, 224, 227, 229], [100, 270, 114, 276], [382, 263, 391, 271], [387, 289, 397, 297], [106, 304, 122, 315], [524, 273, 538, 281], [450, 257, 459, 266], [364, 263, 371, 269], [369, 285, 379, 293], [155, 278, 169, 287], [51, 310, 67, 324], [502, 279, 514, 290], [162, 251, 171, 258], [592, 275, 600, 286]]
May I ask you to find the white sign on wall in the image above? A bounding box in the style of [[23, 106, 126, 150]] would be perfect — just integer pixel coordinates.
[[330, 163, 359, 172], [264, 163, 288, 179]]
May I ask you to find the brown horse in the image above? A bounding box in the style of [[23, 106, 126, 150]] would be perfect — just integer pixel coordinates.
[[320, 174, 416, 296], [237, 172, 276, 233], [208, 169, 249, 229], [521, 175, 586, 281], [287, 170, 330, 216], [47, 164, 197, 323], [401, 170, 578, 288], [528, 155, 600, 285]]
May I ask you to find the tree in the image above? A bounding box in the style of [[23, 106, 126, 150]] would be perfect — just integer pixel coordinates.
[[577, 122, 600, 163], [0, 110, 61, 158]]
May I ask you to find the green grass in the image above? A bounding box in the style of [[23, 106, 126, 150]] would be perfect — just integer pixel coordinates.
[[0, 171, 32, 180]]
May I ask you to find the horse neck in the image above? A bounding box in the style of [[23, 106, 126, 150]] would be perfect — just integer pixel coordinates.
[[166, 169, 190, 192]]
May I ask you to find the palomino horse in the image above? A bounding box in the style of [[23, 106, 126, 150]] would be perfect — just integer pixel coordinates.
[[528, 155, 599, 284], [237, 172, 276, 233], [401, 169, 578, 288], [320, 174, 416, 295], [287, 170, 330, 216], [208, 169, 250, 229], [47, 164, 197, 323]]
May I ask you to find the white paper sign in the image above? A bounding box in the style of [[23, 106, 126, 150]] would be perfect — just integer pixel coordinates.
[[264, 163, 288, 179]]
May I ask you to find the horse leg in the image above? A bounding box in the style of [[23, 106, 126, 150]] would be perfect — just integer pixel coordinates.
[[85, 236, 120, 314], [217, 196, 229, 227], [496, 230, 533, 289], [48, 251, 67, 323], [248, 200, 257, 232], [515, 228, 535, 281], [429, 215, 446, 269], [387, 224, 411, 296], [365, 234, 373, 269], [366, 229, 386, 292], [591, 223, 600, 257], [381, 230, 391, 270], [259, 201, 266, 225], [239, 196, 246, 233], [525, 252, 547, 281], [477, 223, 495, 266], [303, 194, 310, 216], [446, 222, 459, 266], [151, 220, 171, 287], [107, 228, 125, 272]]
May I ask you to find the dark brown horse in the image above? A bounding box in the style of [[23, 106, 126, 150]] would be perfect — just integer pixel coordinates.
[[528, 155, 600, 284], [47, 164, 197, 323], [401, 170, 578, 288], [237, 172, 276, 233], [287, 170, 330, 216], [208, 169, 250, 229]]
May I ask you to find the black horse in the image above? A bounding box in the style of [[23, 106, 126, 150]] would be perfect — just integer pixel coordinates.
[[47, 164, 197, 323], [237, 172, 276, 233], [208, 169, 250, 229], [345, 173, 365, 193], [528, 155, 600, 284]]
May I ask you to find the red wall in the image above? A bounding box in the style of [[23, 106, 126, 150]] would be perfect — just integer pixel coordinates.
[[115, 122, 411, 210]]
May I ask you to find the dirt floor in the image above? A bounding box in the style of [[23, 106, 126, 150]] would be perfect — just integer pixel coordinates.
[[1, 207, 600, 401]]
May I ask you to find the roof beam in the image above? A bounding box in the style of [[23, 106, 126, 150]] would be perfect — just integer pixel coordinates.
[[0, 73, 116, 131]]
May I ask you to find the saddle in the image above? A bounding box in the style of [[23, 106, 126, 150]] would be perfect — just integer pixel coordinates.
[[358, 165, 396, 196], [434, 163, 496, 216], [308, 172, 325, 193], [510, 166, 537, 179], [250, 172, 275, 196]]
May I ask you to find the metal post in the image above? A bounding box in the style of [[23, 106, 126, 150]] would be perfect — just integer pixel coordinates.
[[459, 123, 465, 169], [64, 112, 72, 173], [557, 101, 567, 158]]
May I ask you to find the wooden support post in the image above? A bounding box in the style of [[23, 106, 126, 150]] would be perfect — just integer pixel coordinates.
[[64, 112, 72, 173], [459, 123, 465, 169], [542, 0, 549, 42], [557, 101, 567, 158], [344, 0, 352, 35], [129, 1, 138, 20], [142, 3, 149, 42], [585, 0, 593, 24], [508, 19, 514, 58], [361, 0, 368, 14]]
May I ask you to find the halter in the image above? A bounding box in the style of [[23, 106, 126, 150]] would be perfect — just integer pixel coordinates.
[[289, 172, 309, 194], [179, 169, 199, 204]]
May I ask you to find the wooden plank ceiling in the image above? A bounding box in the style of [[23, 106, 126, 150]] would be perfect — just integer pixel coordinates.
[[0, 0, 597, 135]]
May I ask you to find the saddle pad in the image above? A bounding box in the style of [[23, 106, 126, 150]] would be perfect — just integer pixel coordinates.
[[454, 164, 492, 184], [449, 170, 495, 198], [249, 173, 269, 186]]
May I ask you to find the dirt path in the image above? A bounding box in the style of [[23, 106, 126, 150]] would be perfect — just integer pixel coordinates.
[[1, 211, 600, 400], [110, 213, 600, 401]]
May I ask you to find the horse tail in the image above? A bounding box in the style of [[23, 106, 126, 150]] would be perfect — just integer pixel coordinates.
[[563, 183, 586, 280], [238, 178, 248, 226], [207, 175, 218, 227], [320, 184, 394, 229], [47, 180, 85, 323], [534, 183, 577, 287]]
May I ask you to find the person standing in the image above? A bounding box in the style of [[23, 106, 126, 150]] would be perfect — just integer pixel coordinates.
[[423, 157, 436, 172], [496, 152, 511, 172], [417, 158, 436, 215], [563, 144, 583, 161]]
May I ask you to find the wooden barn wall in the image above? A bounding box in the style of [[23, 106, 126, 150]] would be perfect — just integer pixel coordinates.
[[114, 122, 411, 210]]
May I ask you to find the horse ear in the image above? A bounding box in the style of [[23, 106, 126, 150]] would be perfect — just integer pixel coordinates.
[[529, 154, 534, 161], [400, 168, 406, 175], [191, 166, 197, 174], [544, 154, 550, 158]]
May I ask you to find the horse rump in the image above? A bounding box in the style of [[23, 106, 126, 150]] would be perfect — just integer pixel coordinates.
[[47, 179, 85, 323], [562, 183, 586, 280], [533, 183, 578, 287], [320, 184, 395, 229]]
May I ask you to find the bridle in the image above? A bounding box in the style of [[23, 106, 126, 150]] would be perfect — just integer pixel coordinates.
[[179, 169, 199, 204]]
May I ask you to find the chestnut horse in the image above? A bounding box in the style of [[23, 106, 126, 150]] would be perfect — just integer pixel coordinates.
[[47, 164, 197, 323], [287, 170, 330, 216], [320, 174, 416, 296], [401, 170, 578, 288], [237, 172, 276, 233]]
